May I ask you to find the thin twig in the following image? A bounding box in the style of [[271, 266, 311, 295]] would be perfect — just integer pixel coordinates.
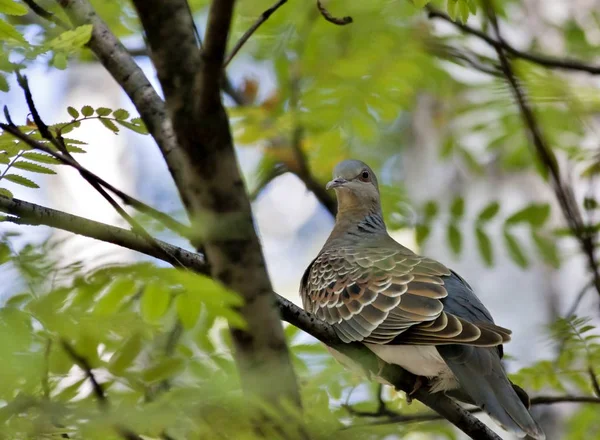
[[427, 6, 600, 75], [61, 340, 106, 406], [316, 0, 352, 25], [22, 0, 70, 29], [224, 0, 288, 68]]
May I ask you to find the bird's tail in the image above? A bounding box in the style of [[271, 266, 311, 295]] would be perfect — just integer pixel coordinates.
[[438, 345, 545, 440]]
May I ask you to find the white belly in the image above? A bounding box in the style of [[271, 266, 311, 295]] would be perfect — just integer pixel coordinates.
[[364, 343, 458, 392]]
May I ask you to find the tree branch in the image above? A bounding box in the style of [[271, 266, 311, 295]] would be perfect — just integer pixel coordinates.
[[1, 193, 501, 439], [56, 0, 195, 227], [476, 1, 600, 300], [316, 0, 353, 25], [131, 0, 302, 409], [427, 7, 600, 75], [224, 0, 288, 68], [0, 196, 206, 273]]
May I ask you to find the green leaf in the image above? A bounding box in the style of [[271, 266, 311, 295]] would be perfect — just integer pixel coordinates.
[[458, 0, 469, 22], [505, 203, 550, 227], [447, 222, 462, 256], [113, 109, 130, 120], [21, 152, 62, 164], [52, 52, 67, 70], [503, 230, 528, 268], [81, 105, 94, 117], [475, 227, 493, 266], [115, 119, 148, 135], [3, 174, 39, 188], [415, 224, 430, 247], [0, 73, 8, 92], [0, 152, 9, 164], [450, 196, 464, 219], [67, 106, 79, 119], [447, 0, 458, 20], [532, 231, 560, 268], [44, 24, 92, 53], [0, 0, 28, 15], [583, 197, 598, 211], [12, 161, 56, 174], [94, 278, 136, 315], [0, 188, 13, 199], [109, 334, 143, 375], [175, 293, 201, 330], [0, 19, 26, 43], [95, 107, 112, 117], [100, 118, 119, 133], [423, 200, 438, 221], [140, 283, 170, 323], [142, 358, 185, 383], [477, 201, 500, 223]]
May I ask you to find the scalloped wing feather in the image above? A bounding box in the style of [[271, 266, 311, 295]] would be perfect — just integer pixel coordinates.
[[300, 245, 511, 347]]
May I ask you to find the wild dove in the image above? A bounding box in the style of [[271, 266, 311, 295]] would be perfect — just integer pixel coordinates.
[[300, 159, 545, 439]]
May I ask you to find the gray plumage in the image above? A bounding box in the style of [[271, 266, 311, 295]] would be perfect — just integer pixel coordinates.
[[300, 159, 545, 439]]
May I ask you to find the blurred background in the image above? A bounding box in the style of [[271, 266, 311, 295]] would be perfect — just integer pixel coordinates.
[[1, 0, 600, 439]]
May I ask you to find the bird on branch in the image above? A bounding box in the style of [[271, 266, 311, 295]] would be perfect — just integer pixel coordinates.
[[300, 159, 545, 439]]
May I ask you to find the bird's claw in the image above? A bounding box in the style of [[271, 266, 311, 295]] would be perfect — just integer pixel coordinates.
[[406, 376, 424, 405]]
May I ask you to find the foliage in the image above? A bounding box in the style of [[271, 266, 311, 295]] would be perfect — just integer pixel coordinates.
[[0, 0, 599, 439]]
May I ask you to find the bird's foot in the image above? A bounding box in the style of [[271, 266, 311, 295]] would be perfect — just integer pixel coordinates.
[[406, 376, 424, 405]]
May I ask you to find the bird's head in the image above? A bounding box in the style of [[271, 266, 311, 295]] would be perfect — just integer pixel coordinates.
[[327, 159, 381, 215]]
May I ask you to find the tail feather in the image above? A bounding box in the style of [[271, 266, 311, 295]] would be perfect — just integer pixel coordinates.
[[438, 345, 545, 440]]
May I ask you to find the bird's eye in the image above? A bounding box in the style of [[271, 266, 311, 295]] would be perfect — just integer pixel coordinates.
[[359, 170, 370, 182]]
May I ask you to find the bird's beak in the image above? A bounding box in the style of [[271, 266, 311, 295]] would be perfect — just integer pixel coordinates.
[[326, 177, 347, 190]]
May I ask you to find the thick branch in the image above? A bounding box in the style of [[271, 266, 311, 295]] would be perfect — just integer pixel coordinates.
[[0, 196, 206, 273], [132, 0, 302, 408]]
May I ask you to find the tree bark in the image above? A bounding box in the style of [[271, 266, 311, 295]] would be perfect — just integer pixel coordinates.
[[130, 0, 301, 407]]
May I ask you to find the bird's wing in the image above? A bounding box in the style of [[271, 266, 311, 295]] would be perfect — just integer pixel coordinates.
[[300, 246, 510, 346]]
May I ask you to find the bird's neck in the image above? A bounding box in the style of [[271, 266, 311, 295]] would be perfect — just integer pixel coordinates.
[[325, 206, 388, 247]]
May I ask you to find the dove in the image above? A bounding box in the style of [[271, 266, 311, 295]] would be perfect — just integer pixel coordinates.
[[300, 159, 545, 439]]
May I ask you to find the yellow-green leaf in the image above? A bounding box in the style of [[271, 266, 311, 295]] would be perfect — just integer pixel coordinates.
[[95, 107, 112, 117], [44, 24, 92, 53], [94, 278, 136, 315], [81, 105, 93, 117], [100, 118, 119, 133], [0, 19, 26, 43], [0, 188, 12, 199], [142, 358, 185, 383], [115, 119, 148, 134], [21, 152, 62, 165], [109, 334, 143, 375], [0, 0, 28, 15], [140, 283, 170, 323], [475, 226, 493, 266], [175, 293, 201, 330], [113, 109, 130, 120], [503, 230, 528, 268], [447, 222, 462, 255], [67, 107, 79, 119], [3, 174, 39, 188], [13, 161, 56, 174]]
